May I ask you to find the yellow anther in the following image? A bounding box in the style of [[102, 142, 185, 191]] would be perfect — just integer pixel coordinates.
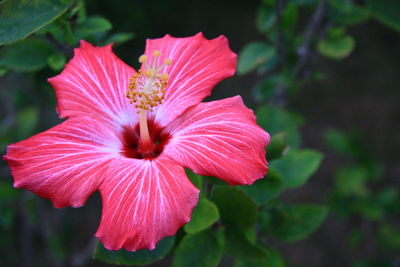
[[127, 51, 170, 112], [160, 73, 169, 81], [139, 55, 148, 63]]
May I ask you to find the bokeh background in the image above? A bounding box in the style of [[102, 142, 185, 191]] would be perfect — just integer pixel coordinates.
[[1, 0, 399, 266]]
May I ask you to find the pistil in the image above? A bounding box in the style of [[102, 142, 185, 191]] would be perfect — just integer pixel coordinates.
[[127, 50, 171, 156], [138, 110, 154, 154]]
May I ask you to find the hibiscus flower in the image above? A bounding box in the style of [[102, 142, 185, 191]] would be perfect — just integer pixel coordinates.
[[4, 33, 270, 251]]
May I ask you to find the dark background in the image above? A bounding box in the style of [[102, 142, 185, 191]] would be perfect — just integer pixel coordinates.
[[1, 0, 399, 266]]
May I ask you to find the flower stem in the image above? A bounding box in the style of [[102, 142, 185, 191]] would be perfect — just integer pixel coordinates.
[[138, 110, 154, 154]]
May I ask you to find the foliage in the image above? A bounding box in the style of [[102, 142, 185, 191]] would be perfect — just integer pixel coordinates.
[[0, 0, 399, 266]]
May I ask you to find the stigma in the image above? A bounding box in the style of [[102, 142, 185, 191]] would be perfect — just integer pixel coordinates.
[[127, 51, 171, 112]]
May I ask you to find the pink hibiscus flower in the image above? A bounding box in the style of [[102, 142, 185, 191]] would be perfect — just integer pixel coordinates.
[[4, 33, 270, 251]]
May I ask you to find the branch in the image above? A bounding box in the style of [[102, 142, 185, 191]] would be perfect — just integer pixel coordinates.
[[293, 0, 328, 78], [69, 238, 97, 267]]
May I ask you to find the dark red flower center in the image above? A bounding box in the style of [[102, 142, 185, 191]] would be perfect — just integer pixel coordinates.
[[121, 119, 171, 159]]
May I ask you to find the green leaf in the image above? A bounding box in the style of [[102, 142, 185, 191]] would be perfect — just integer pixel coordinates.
[[335, 166, 368, 196], [211, 186, 258, 230], [293, 0, 320, 5], [103, 32, 135, 46], [367, 0, 400, 32], [0, 66, 8, 77], [257, 3, 276, 33], [234, 248, 286, 267], [185, 169, 203, 190], [354, 198, 384, 221], [238, 42, 276, 75], [224, 228, 268, 260], [239, 168, 284, 205], [17, 106, 39, 139], [378, 224, 400, 251], [172, 230, 223, 267], [270, 149, 323, 188], [253, 74, 279, 101], [0, 0, 72, 45], [0, 38, 55, 72], [93, 236, 175, 266], [47, 54, 66, 71], [318, 35, 355, 60], [269, 204, 328, 242], [328, 4, 370, 25], [184, 198, 219, 234], [375, 187, 398, 208], [281, 2, 299, 30], [75, 16, 112, 37], [324, 128, 354, 155], [256, 105, 301, 148], [329, 0, 352, 13], [266, 133, 289, 161]]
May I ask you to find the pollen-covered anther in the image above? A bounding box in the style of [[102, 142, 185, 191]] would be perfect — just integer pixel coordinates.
[[127, 51, 171, 112]]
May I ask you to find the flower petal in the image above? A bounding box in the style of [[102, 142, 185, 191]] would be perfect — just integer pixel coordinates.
[[48, 41, 137, 127], [163, 96, 270, 185], [96, 156, 199, 251], [4, 117, 120, 208], [144, 33, 237, 127]]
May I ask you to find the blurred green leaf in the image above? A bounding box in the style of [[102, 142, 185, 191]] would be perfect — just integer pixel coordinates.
[[238, 42, 276, 75], [47, 54, 66, 71], [347, 229, 364, 250], [239, 168, 284, 205], [93, 236, 175, 265], [103, 32, 135, 46], [17, 106, 39, 139], [256, 56, 279, 75], [318, 34, 355, 60], [75, 16, 112, 37], [69, 0, 86, 23], [378, 224, 400, 251], [324, 128, 354, 155], [281, 2, 299, 30], [328, 4, 370, 25], [225, 228, 268, 261], [270, 149, 323, 188], [253, 74, 281, 101], [185, 169, 203, 190], [211, 186, 258, 230], [367, 0, 400, 32], [0, 0, 72, 45], [173, 230, 223, 267], [335, 166, 368, 196], [266, 133, 289, 161], [293, 0, 319, 4], [375, 187, 398, 208], [0, 38, 55, 72], [184, 198, 219, 234], [234, 248, 286, 267], [37, 18, 75, 45], [354, 198, 383, 221], [269, 204, 328, 242], [0, 66, 8, 77], [329, 0, 352, 13], [257, 1, 276, 33], [256, 105, 301, 148]]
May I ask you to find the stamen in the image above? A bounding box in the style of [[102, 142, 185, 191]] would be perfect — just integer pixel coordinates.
[[126, 51, 172, 112], [139, 55, 148, 63], [127, 50, 172, 155]]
